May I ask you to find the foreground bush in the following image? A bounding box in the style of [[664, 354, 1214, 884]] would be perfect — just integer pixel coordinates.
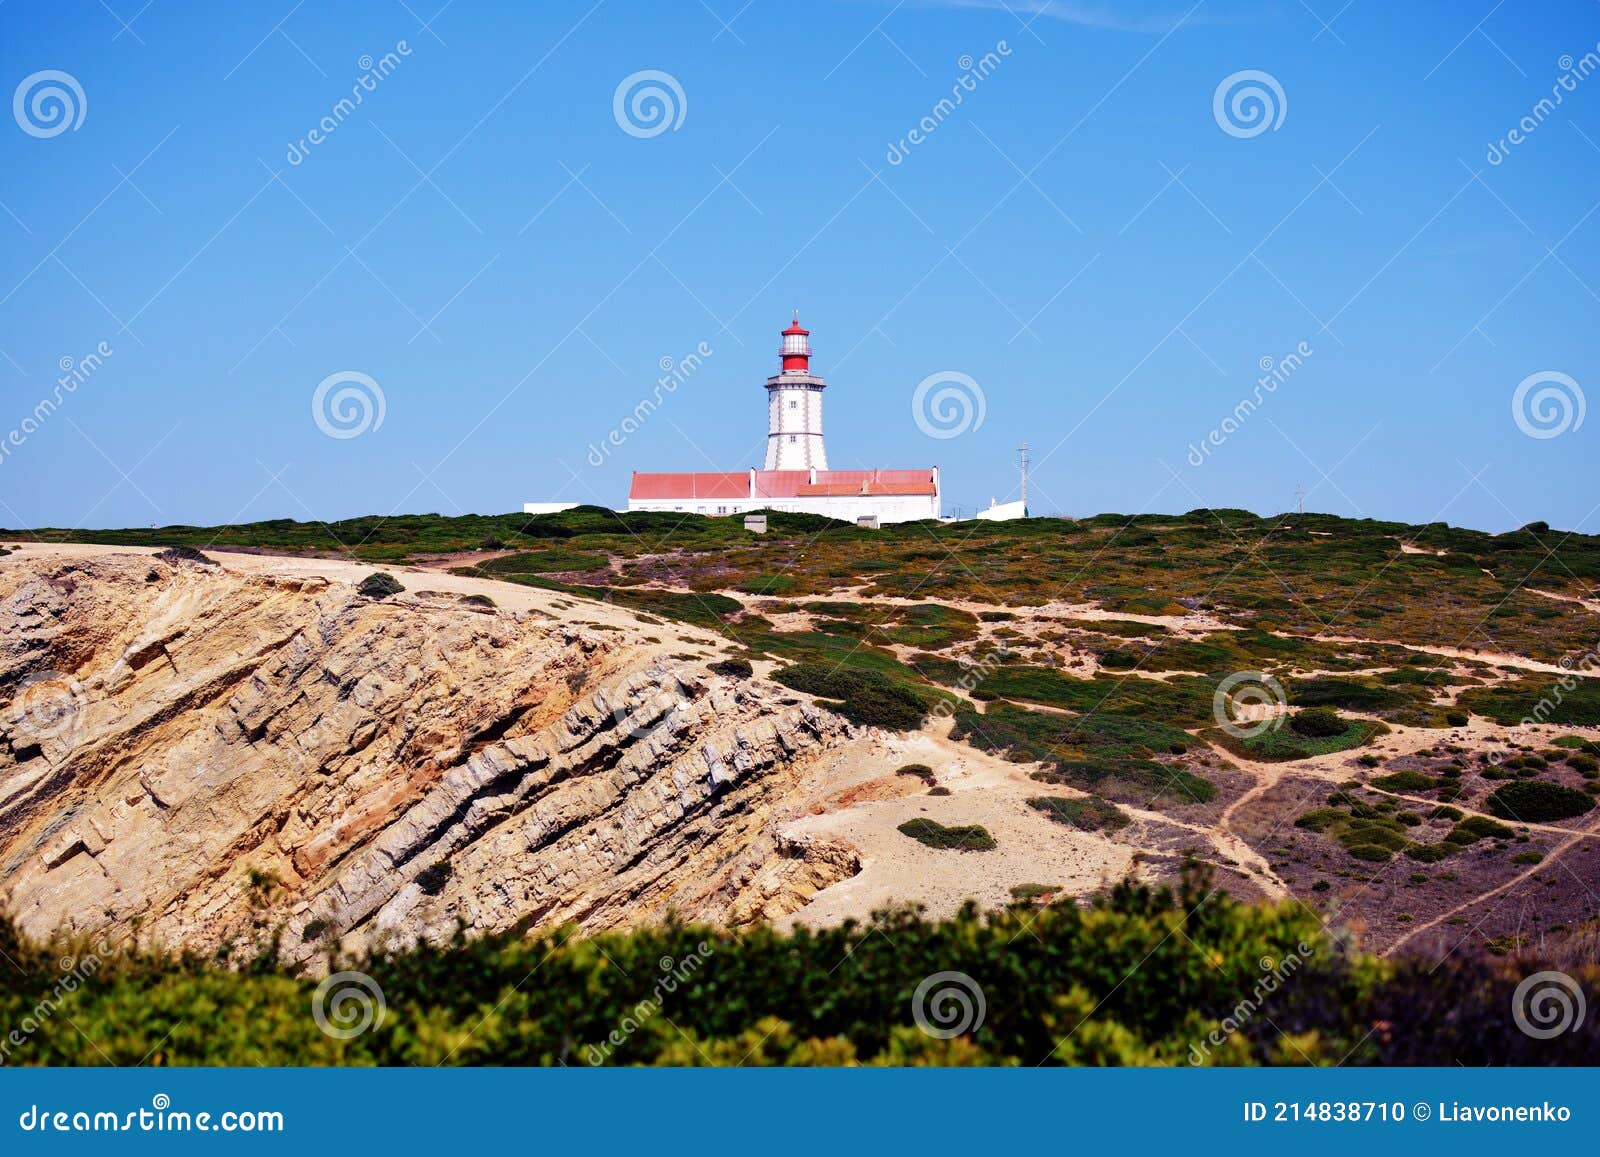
[[0, 866, 1594, 1066]]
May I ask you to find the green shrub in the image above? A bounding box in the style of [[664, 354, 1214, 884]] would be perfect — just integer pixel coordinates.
[[1510, 851, 1544, 865], [1485, 782, 1596, 823], [155, 544, 218, 566], [1370, 770, 1441, 793], [1033, 758, 1214, 805], [896, 818, 996, 851], [710, 657, 754, 679], [358, 572, 405, 599], [478, 549, 610, 573], [773, 663, 931, 730], [895, 763, 936, 784], [737, 575, 798, 596], [1347, 844, 1393, 862], [1028, 795, 1131, 832], [1291, 707, 1348, 738], [1567, 753, 1599, 775], [460, 593, 496, 608]]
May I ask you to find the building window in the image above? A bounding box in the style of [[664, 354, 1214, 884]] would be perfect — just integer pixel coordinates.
[[788, 399, 797, 409], [789, 435, 796, 443]]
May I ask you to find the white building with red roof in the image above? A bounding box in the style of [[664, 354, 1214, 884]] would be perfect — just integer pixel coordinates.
[[626, 316, 942, 524]]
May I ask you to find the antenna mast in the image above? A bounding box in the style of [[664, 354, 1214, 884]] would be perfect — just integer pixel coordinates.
[[1018, 440, 1030, 516]]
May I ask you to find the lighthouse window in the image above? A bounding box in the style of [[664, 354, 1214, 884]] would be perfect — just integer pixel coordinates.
[[789, 435, 796, 443], [788, 400, 797, 409]]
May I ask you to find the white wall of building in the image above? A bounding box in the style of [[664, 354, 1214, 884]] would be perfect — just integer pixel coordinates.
[[974, 499, 1027, 521], [764, 379, 827, 470], [630, 489, 940, 521], [629, 492, 939, 524]]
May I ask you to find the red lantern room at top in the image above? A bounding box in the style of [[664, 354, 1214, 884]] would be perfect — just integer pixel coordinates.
[[780, 315, 811, 372]]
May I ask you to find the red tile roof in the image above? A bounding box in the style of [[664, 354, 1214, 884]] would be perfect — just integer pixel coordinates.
[[629, 468, 937, 501], [628, 472, 749, 500]]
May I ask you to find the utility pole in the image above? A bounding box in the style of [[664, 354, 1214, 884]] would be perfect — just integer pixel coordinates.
[[1018, 440, 1030, 516]]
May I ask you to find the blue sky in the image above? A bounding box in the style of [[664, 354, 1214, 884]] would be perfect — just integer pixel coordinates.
[[1, 0, 1596, 532]]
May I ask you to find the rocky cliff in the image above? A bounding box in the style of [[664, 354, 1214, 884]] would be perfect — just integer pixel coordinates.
[[0, 550, 860, 964]]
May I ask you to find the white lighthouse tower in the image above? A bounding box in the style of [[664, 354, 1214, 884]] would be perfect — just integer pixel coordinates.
[[763, 315, 828, 470]]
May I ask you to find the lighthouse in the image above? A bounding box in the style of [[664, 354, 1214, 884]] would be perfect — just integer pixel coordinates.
[[763, 315, 828, 470], [624, 313, 941, 523]]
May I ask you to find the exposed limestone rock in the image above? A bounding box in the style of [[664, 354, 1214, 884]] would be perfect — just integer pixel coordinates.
[[0, 553, 860, 965]]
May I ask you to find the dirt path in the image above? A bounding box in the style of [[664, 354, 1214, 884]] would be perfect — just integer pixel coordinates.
[[1304, 632, 1573, 675], [1386, 812, 1600, 956]]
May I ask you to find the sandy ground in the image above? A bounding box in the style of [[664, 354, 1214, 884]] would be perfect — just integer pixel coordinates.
[[778, 725, 1137, 928]]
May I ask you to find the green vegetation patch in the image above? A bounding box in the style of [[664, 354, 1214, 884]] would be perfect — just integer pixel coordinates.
[[737, 574, 798, 596], [474, 549, 610, 574], [1460, 678, 1600, 727], [896, 818, 997, 852], [773, 663, 935, 730], [1031, 758, 1214, 805], [1028, 795, 1131, 831], [1209, 714, 1385, 763], [1485, 781, 1596, 823], [357, 572, 405, 599], [951, 702, 1193, 763], [917, 660, 1215, 726], [1290, 677, 1413, 714], [1296, 800, 1511, 865], [16, 864, 1582, 1065], [1370, 770, 1444, 793], [154, 544, 218, 566]]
